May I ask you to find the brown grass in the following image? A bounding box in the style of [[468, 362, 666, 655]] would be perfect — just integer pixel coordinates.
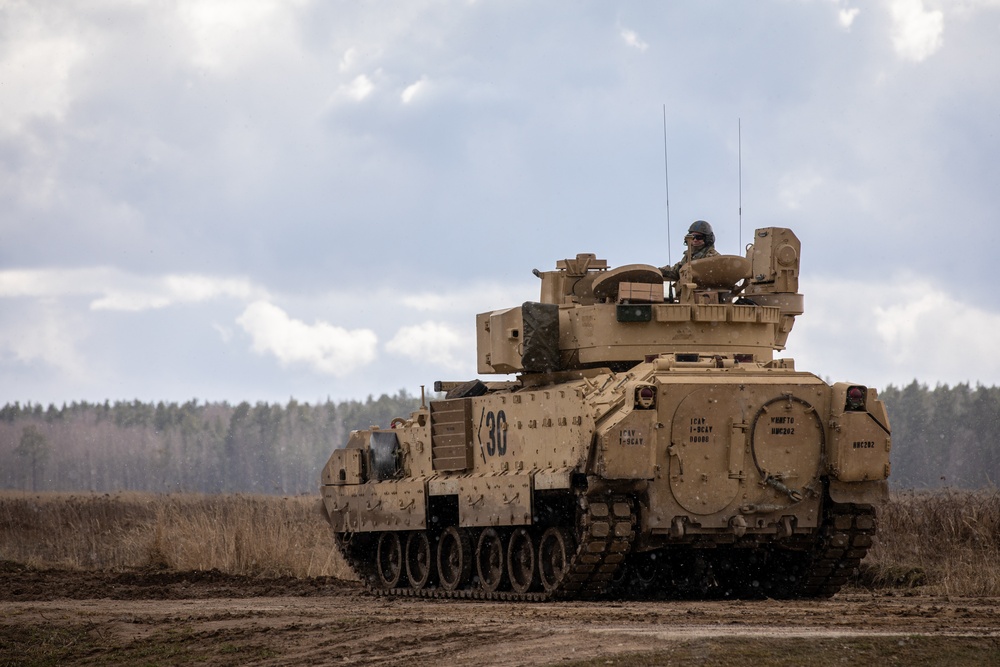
[[859, 488, 1000, 596], [2, 489, 998, 596], [0, 491, 353, 579]]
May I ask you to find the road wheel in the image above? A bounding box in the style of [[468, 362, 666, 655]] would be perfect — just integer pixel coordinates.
[[476, 528, 507, 593], [375, 532, 405, 589], [507, 527, 539, 594], [405, 531, 435, 590], [538, 527, 574, 592], [437, 526, 472, 591]]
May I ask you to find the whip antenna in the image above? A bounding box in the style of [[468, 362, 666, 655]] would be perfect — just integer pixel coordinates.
[[663, 105, 672, 264], [738, 118, 743, 252]]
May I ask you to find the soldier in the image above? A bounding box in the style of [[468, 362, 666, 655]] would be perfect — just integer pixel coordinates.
[[660, 220, 719, 281]]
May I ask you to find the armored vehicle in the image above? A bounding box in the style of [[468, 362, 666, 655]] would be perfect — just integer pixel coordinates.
[[321, 227, 890, 600]]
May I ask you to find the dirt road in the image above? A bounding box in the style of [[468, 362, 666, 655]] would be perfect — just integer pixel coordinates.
[[2, 566, 999, 666]]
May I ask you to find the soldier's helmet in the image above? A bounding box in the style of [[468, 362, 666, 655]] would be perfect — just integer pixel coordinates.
[[687, 220, 715, 247]]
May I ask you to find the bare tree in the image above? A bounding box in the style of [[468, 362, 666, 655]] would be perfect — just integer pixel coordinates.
[[15, 425, 49, 491]]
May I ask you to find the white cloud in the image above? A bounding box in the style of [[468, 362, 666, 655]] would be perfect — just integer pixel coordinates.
[[177, 0, 308, 72], [339, 47, 358, 73], [401, 77, 428, 104], [620, 27, 649, 51], [385, 321, 471, 371], [101, 275, 266, 310], [0, 11, 85, 134], [93, 275, 268, 311], [0, 268, 110, 299], [237, 301, 378, 375], [0, 302, 87, 377], [793, 275, 1000, 389], [871, 282, 1000, 369], [838, 7, 861, 28], [889, 0, 944, 62], [338, 73, 375, 102], [0, 268, 268, 311]]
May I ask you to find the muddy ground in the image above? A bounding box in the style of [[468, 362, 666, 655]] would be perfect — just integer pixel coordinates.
[[2, 564, 999, 666]]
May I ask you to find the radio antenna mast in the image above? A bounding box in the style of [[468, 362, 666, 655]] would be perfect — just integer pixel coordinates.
[[663, 105, 672, 264], [738, 118, 743, 252]]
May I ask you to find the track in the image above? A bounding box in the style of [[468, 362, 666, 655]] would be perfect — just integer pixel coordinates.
[[335, 495, 877, 601], [797, 502, 876, 597], [339, 494, 638, 602]]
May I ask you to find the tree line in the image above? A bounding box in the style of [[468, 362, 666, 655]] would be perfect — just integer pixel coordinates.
[[1, 381, 998, 493], [880, 381, 1000, 488], [0, 392, 423, 494]]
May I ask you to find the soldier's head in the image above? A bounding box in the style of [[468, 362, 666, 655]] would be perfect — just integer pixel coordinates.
[[684, 220, 715, 249]]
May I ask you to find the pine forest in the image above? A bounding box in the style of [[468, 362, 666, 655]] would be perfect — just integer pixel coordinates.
[[1, 381, 998, 493]]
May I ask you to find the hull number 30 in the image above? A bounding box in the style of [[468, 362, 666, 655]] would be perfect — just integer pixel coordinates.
[[483, 410, 508, 456]]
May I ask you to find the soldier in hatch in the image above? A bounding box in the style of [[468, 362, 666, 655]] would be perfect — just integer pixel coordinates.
[[660, 220, 720, 281]]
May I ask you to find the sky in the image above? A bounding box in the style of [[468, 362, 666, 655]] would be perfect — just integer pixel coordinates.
[[2, 0, 1000, 407]]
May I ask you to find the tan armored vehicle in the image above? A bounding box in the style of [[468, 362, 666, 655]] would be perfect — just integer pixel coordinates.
[[321, 227, 890, 600]]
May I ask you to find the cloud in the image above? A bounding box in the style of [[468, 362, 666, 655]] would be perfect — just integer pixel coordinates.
[[236, 300, 377, 375], [3, 0, 1000, 408], [620, 27, 649, 51], [0, 268, 109, 299], [0, 268, 268, 311], [0, 21, 84, 134], [401, 77, 428, 104], [0, 302, 87, 377], [889, 0, 944, 62], [871, 282, 1000, 371], [339, 47, 358, 73], [838, 7, 861, 28], [794, 274, 1000, 388], [338, 74, 375, 102], [92, 275, 268, 311], [177, 0, 308, 72], [385, 321, 471, 371]]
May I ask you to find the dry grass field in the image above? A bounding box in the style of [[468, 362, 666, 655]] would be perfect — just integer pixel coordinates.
[[860, 488, 1000, 596], [0, 491, 353, 580], [1, 488, 998, 596]]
